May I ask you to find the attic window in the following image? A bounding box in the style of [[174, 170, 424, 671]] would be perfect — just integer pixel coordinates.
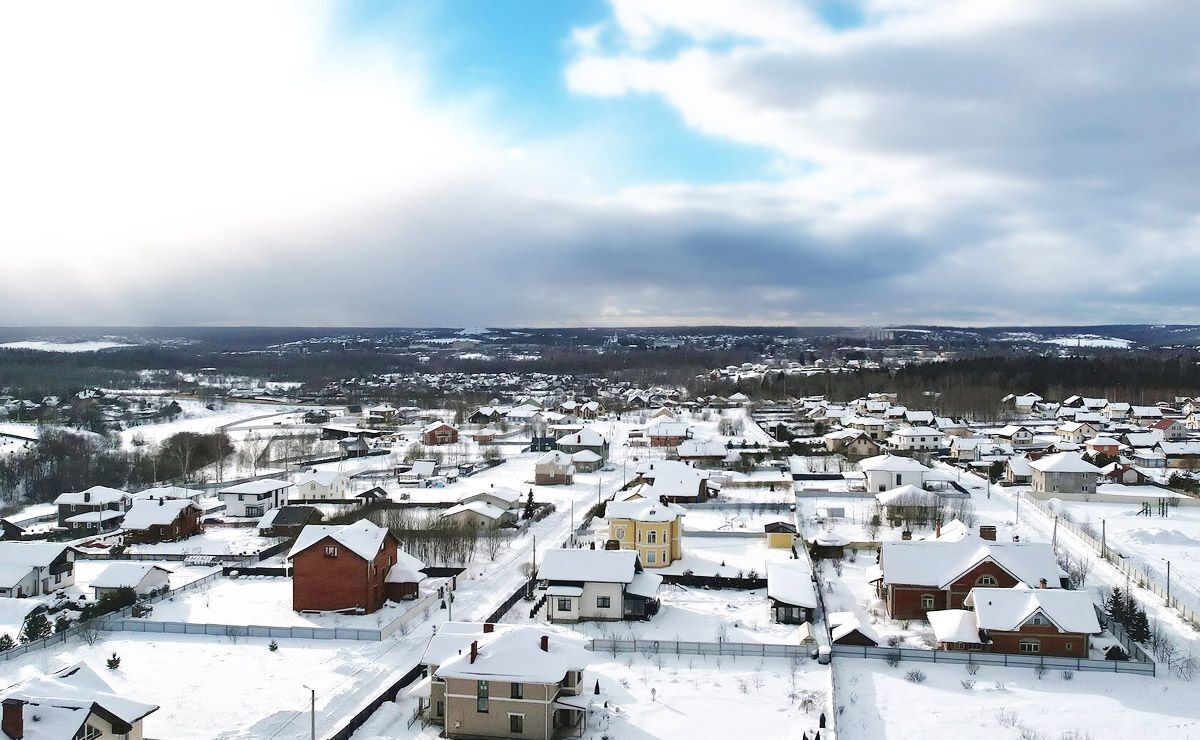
[[73, 726, 103, 740], [976, 575, 998, 586], [324, 546, 338, 557]]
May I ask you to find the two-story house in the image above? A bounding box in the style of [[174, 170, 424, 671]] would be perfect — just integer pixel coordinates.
[[1028, 452, 1101, 496], [53, 486, 129, 534], [0, 542, 78, 598], [929, 586, 1101, 658], [218, 478, 293, 518], [538, 549, 661, 623], [2, 663, 158, 740], [605, 497, 685, 568], [287, 519, 402, 613]]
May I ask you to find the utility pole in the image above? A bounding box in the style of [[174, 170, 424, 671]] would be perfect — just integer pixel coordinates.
[[1052, 515, 1058, 550], [1101, 519, 1107, 561], [1164, 558, 1172, 605], [1015, 490, 1020, 526], [302, 685, 315, 740]]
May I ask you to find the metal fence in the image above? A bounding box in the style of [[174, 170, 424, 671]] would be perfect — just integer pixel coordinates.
[[1026, 495, 1200, 627], [831, 645, 1156, 676], [99, 619, 386, 641], [590, 638, 813, 659]]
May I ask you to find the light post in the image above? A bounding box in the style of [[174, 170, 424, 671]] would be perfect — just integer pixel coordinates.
[[302, 685, 316, 740], [1163, 558, 1172, 605]]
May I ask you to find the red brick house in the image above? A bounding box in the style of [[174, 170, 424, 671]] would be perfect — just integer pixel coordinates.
[[288, 520, 400, 613], [422, 422, 459, 446], [929, 586, 1101, 658], [121, 498, 203, 544], [874, 530, 1066, 620]]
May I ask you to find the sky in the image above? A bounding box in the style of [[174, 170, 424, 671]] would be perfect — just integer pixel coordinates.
[[0, 0, 1197, 328]]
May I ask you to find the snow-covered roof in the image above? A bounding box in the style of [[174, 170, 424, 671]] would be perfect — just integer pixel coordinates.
[[874, 484, 939, 506], [893, 426, 942, 437], [626, 572, 662, 599], [881, 538, 1064, 590], [858, 454, 930, 473], [965, 586, 1101, 634], [0, 596, 45, 635], [536, 450, 574, 467], [1006, 455, 1033, 476], [767, 560, 818, 609], [647, 421, 690, 437], [571, 450, 602, 463], [90, 563, 170, 589], [928, 609, 982, 644], [460, 486, 522, 506], [287, 519, 391, 561], [64, 509, 125, 524], [130, 486, 204, 501], [0, 542, 75, 569], [385, 550, 427, 584], [442, 501, 508, 520], [557, 428, 607, 447], [54, 485, 128, 506], [121, 498, 199, 530], [606, 498, 686, 523], [1158, 441, 1200, 456], [828, 611, 879, 645], [294, 470, 343, 487], [219, 478, 293, 495], [422, 421, 457, 433], [435, 627, 589, 684], [3, 663, 158, 737], [1028, 452, 1102, 474], [538, 549, 639, 584]]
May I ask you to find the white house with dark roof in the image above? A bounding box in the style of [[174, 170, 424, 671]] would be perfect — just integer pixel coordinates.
[[218, 478, 293, 517], [538, 549, 661, 622]]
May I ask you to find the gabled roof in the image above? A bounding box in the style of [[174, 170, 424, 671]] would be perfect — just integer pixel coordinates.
[[538, 549, 640, 584], [965, 586, 1101, 634], [1028, 451, 1102, 474], [219, 478, 293, 495], [442, 501, 509, 521], [54, 485, 128, 506], [606, 497, 686, 523], [0, 542, 77, 569], [557, 428, 607, 447], [3, 663, 158, 735], [767, 559, 817, 608], [90, 563, 170, 589], [881, 537, 1063, 589], [121, 498, 200, 530], [435, 627, 589, 684], [874, 484, 938, 506], [287, 519, 391, 561], [858, 454, 930, 473]]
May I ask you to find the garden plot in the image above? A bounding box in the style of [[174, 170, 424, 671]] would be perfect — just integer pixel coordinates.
[[2, 632, 411, 740], [682, 508, 792, 533], [817, 553, 937, 650], [835, 657, 1200, 740], [139, 575, 424, 629], [71, 559, 218, 595], [660, 535, 794, 577], [354, 650, 832, 740]]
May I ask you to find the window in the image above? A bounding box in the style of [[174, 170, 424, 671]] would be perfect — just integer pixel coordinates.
[[324, 546, 338, 557], [920, 594, 935, 610], [976, 574, 998, 586], [557, 598, 572, 612], [73, 726, 103, 740], [509, 714, 525, 733], [477, 680, 489, 712], [636, 530, 642, 543], [615, 526, 625, 540], [646, 551, 656, 564], [647, 530, 657, 544], [436, 700, 444, 717], [1019, 640, 1040, 654], [895, 474, 902, 486], [1029, 614, 1047, 625], [596, 596, 611, 609], [1064, 642, 1073, 651], [510, 682, 523, 699]]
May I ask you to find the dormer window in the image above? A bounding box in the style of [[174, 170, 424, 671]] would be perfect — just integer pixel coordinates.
[[325, 546, 338, 557], [976, 575, 998, 586]]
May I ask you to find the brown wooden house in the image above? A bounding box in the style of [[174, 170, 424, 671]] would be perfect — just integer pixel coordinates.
[[121, 498, 202, 544]]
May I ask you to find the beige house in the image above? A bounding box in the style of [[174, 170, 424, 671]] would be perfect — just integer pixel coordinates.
[[605, 497, 686, 568], [2, 663, 158, 740], [419, 624, 590, 739], [534, 451, 575, 485], [538, 549, 662, 623], [1029, 452, 1101, 496]]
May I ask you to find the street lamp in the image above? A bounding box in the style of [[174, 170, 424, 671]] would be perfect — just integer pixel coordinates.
[[302, 685, 316, 740], [1162, 558, 1172, 605]]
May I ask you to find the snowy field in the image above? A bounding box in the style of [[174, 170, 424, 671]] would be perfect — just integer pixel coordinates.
[[682, 508, 793, 533], [355, 651, 832, 740], [0, 340, 134, 352], [70, 560, 218, 596], [2, 632, 407, 740], [836, 658, 1198, 739], [658, 535, 795, 577], [122, 526, 281, 557]]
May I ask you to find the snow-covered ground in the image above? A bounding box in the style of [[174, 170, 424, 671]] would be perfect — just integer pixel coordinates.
[[683, 508, 793, 533], [0, 340, 134, 352], [658, 535, 794, 578], [122, 526, 281, 557], [836, 658, 1198, 739], [70, 560, 218, 597]]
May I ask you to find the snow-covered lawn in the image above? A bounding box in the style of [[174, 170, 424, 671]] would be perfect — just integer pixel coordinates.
[[818, 552, 937, 649], [659, 535, 794, 577], [683, 508, 792, 533], [836, 657, 1198, 739], [71, 559, 218, 596], [123, 526, 281, 557], [3, 632, 407, 740], [140, 575, 427, 629]]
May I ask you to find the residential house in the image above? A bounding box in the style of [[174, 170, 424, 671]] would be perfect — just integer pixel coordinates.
[[646, 420, 690, 449], [418, 624, 589, 740], [1157, 441, 1200, 469], [365, 404, 399, 423], [1, 663, 158, 740], [218, 478, 293, 518], [90, 562, 171, 598], [1130, 406, 1164, 425], [844, 416, 889, 442], [288, 519, 401, 613], [257, 505, 322, 538], [764, 521, 797, 549], [1005, 455, 1034, 485], [423, 422, 460, 446], [858, 454, 930, 493], [577, 401, 604, 419], [459, 486, 523, 512], [121, 498, 202, 544], [538, 549, 661, 623], [0, 542, 78, 597], [929, 586, 1100, 658], [1029, 452, 1101, 496], [293, 470, 349, 501], [1100, 462, 1150, 486], [534, 451, 574, 485], [605, 497, 686, 568], [441, 502, 518, 529], [1104, 402, 1130, 421], [54, 486, 129, 534], [468, 406, 507, 425], [767, 559, 818, 624], [886, 426, 945, 453], [570, 450, 603, 473], [627, 460, 719, 503], [1002, 393, 1042, 414], [0, 597, 48, 643], [1056, 421, 1099, 445], [875, 532, 1066, 620], [1083, 436, 1122, 458], [677, 438, 730, 466], [992, 425, 1035, 447], [1152, 418, 1190, 442], [555, 428, 609, 461]]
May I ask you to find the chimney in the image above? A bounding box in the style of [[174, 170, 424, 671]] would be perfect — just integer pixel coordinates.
[[483, 623, 494, 633], [900, 530, 912, 541], [158, 498, 164, 506], [540, 635, 549, 652], [469, 640, 478, 663], [1039, 578, 1048, 589], [2, 698, 24, 740], [935, 522, 941, 538], [83, 491, 91, 503], [978, 525, 997, 542]]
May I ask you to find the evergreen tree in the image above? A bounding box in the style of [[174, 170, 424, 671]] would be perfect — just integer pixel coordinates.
[[0, 634, 14, 651], [20, 613, 52, 643], [523, 490, 535, 520], [1128, 608, 1152, 643]]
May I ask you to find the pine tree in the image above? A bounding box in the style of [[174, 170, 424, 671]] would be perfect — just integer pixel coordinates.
[[20, 613, 51, 643], [1106, 588, 1129, 626], [1128, 608, 1151, 643], [0, 634, 14, 651], [106, 652, 121, 671], [523, 490, 535, 520]]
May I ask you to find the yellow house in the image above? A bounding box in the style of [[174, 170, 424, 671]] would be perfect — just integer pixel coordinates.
[[605, 498, 685, 568], [764, 521, 797, 549]]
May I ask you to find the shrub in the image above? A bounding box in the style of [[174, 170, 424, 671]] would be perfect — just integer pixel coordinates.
[[886, 636, 901, 647], [0, 634, 13, 651], [885, 651, 901, 668], [904, 670, 927, 684], [960, 679, 976, 690], [269, 639, 279, 652], [106, 652, 121, 671], [1060, 670, 1074, 681], [966, 663, 979, 676], [1034, 665, 1047, 680]]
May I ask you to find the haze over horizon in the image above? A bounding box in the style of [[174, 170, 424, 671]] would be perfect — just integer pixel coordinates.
[[2, 0, 1197, 327]]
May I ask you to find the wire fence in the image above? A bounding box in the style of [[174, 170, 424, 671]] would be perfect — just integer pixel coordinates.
[[831, 644, 1155, 676]]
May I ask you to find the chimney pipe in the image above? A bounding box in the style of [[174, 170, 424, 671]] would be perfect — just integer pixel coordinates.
[[483, 623, 494, 633], [978, 525, 997, 542], [935, 522, 941, 538], [83, 491, 91, 503], [1039, 578, 1048, 589], [470, 640, 478, 663], [2, 698, 24, 740], [540, 635, 549, 652]]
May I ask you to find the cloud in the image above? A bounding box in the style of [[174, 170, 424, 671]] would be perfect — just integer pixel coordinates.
[[0, 0, 1197, 328]]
